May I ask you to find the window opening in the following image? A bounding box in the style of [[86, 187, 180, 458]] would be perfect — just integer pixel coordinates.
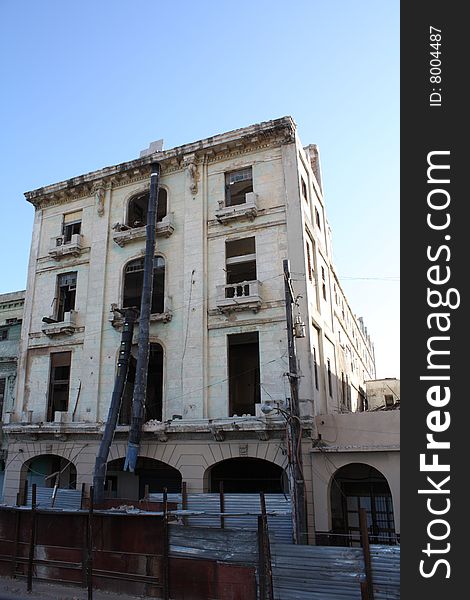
[[47, 352, 71, 422], [225, 167, 253, 206], [228, 332, 260, 416], [56, 272, 77, 321], [123, 256, 165, 314]]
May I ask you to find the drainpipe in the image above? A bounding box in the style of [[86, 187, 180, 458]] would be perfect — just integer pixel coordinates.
[[93, 308, 138, 503], [124, 163, 161, 472]]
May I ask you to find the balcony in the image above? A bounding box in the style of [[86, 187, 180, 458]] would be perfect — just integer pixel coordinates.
[[216, 280, 262, 313], [48, 234, 83, 259], [108, 304, 172, 330], [215, 192, 258, 224], [112, 214, 174, 247], [41, 310, 78, 337]]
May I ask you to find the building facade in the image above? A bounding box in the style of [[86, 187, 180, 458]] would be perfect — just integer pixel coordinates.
[[1, 117, 393, 541]]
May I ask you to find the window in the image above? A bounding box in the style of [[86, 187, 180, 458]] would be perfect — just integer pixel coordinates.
[[56, 272, 77, 321], [305, 239, 314, 282], [321, 267, 327, 301], [384, 394, 394, 407], [312, 347, 319, 390], [315, 207, 321, 229], [225, 167, 253, 207], [62, 211, 82, 243], [127, 189, 167, 228], [47, 352, 71, 422], [327, 358, 333, 397], [225, 237, 256, 297], [301, 177, 308, 203], [123, 256, 165, 314], [228, 332, 260, 416], [119, 343, 164, 424], [0, 329, 8, 341]]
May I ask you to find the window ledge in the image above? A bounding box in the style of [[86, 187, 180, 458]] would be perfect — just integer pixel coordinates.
[[41, 311, 79, 337], [109, 307, 173, 330], [112, 215, 174, 247], [215, 192, 258, 224]]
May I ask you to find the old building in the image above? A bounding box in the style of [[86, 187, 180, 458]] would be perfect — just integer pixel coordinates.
[[366, 378, 400, 410], [1, 117, 394, 541], [0, 290, 25, 497]]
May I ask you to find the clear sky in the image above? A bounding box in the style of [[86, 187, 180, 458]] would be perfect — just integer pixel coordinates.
[[0, 0, 399, 378]]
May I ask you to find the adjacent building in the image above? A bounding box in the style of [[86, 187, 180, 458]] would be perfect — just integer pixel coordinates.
[[1, 117, 397, 542]]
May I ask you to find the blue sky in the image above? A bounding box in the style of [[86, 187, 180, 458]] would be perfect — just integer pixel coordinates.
[[0, 0, 399, 377]]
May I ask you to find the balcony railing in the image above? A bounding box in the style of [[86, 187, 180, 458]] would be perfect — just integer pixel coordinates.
[[112, 214, 174, 247], [48, 234, 83, 259], [41, 310, 78, 336], [216, 279, 262, 313], [215, 192, 258, 224]]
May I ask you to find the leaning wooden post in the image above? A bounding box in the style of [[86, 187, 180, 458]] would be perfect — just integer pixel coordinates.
[[359, 508, 374, 600]]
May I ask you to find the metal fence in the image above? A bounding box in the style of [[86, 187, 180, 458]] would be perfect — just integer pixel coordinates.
[[25, 486, 82, 510], [150, 492, 293, 543]]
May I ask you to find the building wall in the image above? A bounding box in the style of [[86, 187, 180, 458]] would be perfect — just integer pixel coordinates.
[[366, 378, 400, 410], [2, 117, 382, 541]]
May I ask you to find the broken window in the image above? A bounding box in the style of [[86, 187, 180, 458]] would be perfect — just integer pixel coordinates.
[[0, 329, 8, 341], [127, 189, 167, 228], [62, 211, 82, 243], [225, 167, 253, 206], [47, 352, 71, 422], [123, 256, 165, 314], [384, 394, 394, 407], [56, 272, 77, 321], [225, 237, 256, 298], [119, 343, 164, 424], [228, 332, 260, 416]]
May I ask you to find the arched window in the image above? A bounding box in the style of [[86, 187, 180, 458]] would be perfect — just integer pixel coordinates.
[[127, 189, 167, 228], [123, 256, 165, 314]]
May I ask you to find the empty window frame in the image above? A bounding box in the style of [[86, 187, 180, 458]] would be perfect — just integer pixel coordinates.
[[0, 329, 8, 341], [225, 167, 253, 207], [119, 343, 164, 424], [56, 272, 77, 321], [305, 237, 314, 283], [327, 358, 333, 397], [62, 211, 82, 243], [127, 188, 167, 228], [312, 346, 319, 390], [228, 332, 260, 416], [384, 394, 394, 407], [225, 237, 256, 298], [47, 352, 71, 422], [301, 176, 308, 203], [315, 207, 322, 230], [321, 267, 327, 301], [123, 256, 165, 314]]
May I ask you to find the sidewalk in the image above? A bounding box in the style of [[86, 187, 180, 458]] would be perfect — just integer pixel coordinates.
[[0, 577, 145, 600]]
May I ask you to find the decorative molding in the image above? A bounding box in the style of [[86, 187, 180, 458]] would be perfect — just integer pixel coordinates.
[[183, 154, 198, 195], [93, 181, 106, 216]]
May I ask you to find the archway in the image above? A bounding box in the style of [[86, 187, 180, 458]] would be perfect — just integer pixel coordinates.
[[330, 463, 395, 545], [21, 454, 77, 490], [106, 457, 181, 500], [209, 458, 286, 493]]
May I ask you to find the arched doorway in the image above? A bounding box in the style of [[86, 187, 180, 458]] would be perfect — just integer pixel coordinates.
[[106, 457, 181, 500], [21, 454, 77, 490], [209, 458, 286, 493], [330, 463, 395, 545]]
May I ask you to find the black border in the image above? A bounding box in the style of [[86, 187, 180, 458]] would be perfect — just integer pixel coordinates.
[[401, 2, 466, 596]]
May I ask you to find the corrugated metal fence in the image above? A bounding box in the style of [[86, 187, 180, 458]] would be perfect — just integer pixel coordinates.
[[270, 542, 400, 600], [26, 486, 82, 510], [150, 492, 293, 543]]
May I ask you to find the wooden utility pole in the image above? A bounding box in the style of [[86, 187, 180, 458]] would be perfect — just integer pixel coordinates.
[[283, 259, 308, 544]]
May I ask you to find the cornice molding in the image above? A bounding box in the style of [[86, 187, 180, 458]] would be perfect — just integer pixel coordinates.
[[25, 118, 296, 209]]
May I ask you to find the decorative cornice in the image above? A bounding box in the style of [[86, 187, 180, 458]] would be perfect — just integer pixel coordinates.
[[25, 117, 296, 209]]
